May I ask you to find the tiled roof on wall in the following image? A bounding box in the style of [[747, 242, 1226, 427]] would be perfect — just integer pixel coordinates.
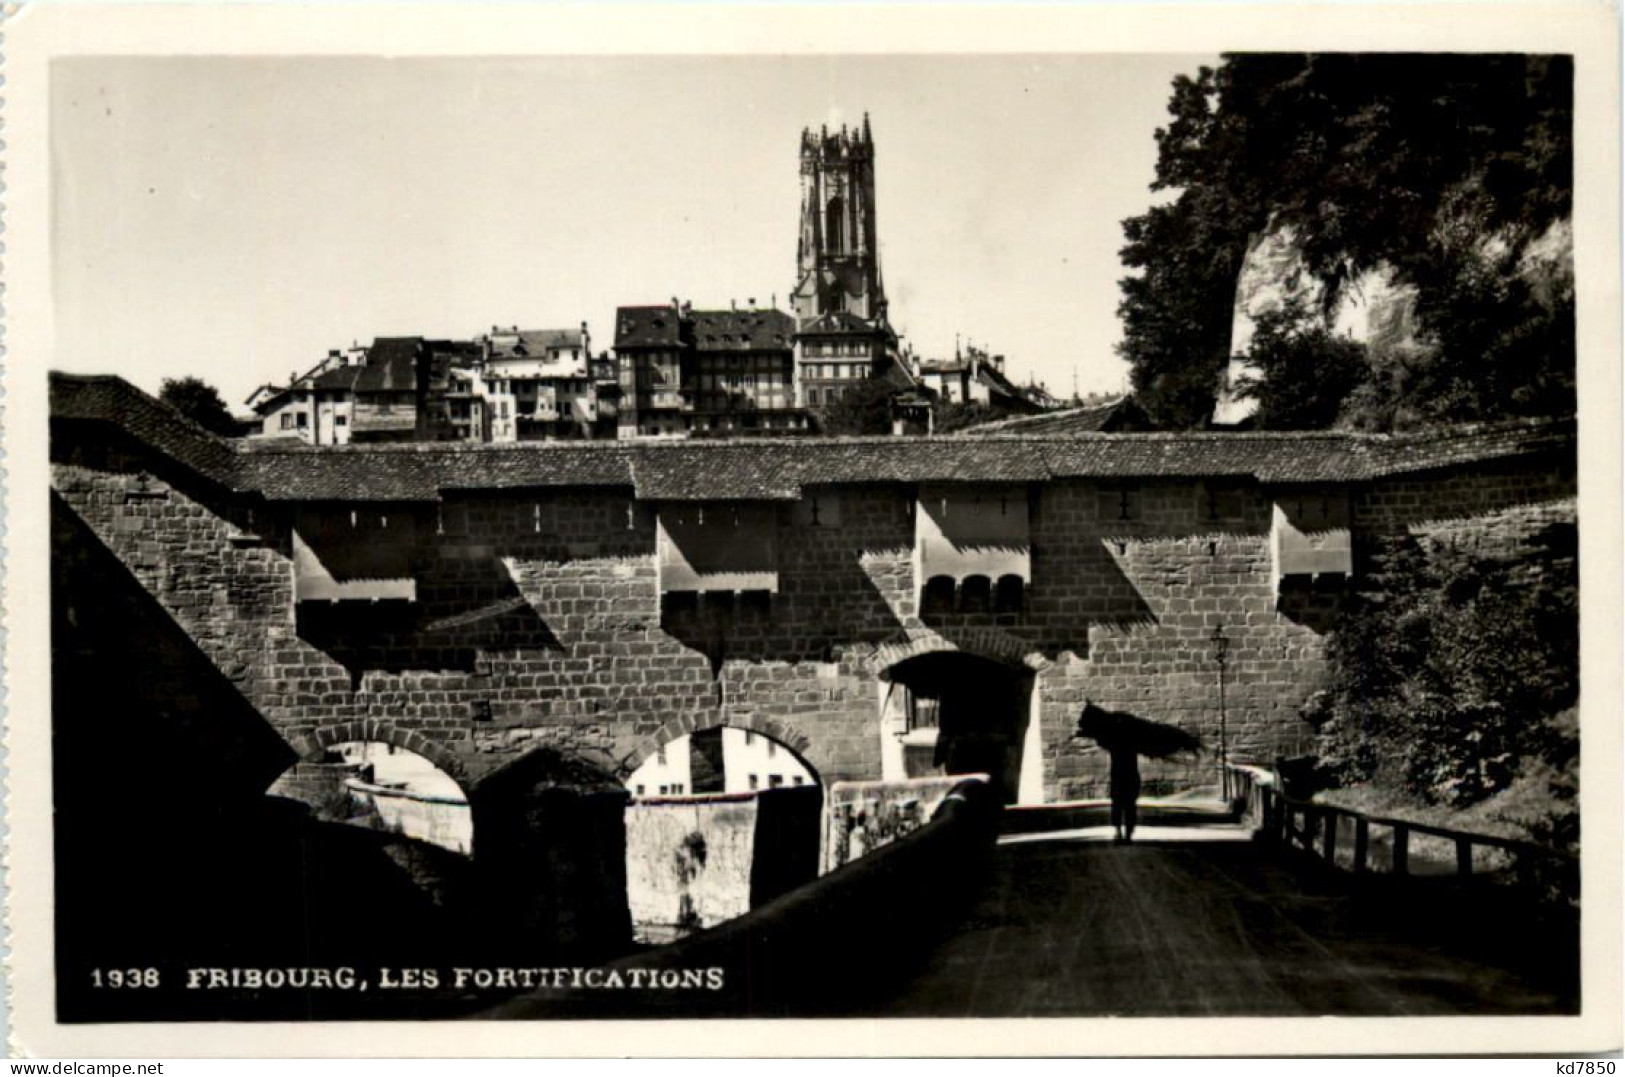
[[51, 373, 1576, 504], [50, 373, 241, 486], [962, 397, 1145, 435]]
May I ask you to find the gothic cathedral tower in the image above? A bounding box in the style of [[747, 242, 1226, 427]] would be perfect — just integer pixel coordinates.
[[792, 114, 887, 324]]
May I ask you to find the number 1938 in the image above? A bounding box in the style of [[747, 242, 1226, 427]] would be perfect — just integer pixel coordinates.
[[90, 968, 161, 988]]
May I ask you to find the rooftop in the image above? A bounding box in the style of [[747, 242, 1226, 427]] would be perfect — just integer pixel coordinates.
[[794, 311, 886, 337], [486, 328, 583, 360], [353, 337, 423, 394], [960, 397, 1148, 436], [615, 306, 684, 349], [690, 309, 794, 351], [51, 373, 1577, 504]]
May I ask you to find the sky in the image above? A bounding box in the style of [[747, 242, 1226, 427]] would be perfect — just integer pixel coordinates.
[[52, 54, 1214, 409]]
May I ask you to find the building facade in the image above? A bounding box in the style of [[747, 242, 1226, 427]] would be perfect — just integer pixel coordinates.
[[614, 305, 689, 439], [246, 347, 367, 445], [686, 308, 804, 435], [615, 302, 811, 438], [475, 326, 604, 442]]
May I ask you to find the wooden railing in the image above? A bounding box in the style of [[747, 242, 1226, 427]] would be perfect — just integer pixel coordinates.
[[1228, 763, 1578, 900]]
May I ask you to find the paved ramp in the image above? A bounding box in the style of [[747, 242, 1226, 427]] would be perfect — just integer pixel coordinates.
[[873, 828, 1577, 1017]]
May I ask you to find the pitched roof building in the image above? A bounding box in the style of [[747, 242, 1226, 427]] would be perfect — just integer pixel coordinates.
[[614, 302, 811, 438]]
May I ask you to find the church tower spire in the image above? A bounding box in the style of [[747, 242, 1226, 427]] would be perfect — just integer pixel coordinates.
[[792, 114, 886, 324]]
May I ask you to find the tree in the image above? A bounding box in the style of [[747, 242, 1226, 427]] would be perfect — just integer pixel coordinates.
[[1235, 299, 1368, 429], [1310, 523, 1578, 815], [1117, 54, 1574, 430], [159, 376, 238, 435], [815, 377, 901, 436], [1116, 65, 1263, 429]]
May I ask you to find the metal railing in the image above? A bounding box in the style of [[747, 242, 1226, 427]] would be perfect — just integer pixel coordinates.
[[1228, 763, 1578, 899]]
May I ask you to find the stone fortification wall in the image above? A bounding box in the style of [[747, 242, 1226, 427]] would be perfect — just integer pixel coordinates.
[[52, 424, 1574, 804]]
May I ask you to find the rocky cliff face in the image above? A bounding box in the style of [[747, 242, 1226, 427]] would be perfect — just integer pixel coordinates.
[[1215, 216, 1572, 427]]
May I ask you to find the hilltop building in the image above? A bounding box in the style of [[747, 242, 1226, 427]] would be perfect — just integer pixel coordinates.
[[245, 346, 366, 444], [54, 369, 1577, 811], [614, 301, 811, 438], [248, 337, 462, 445], [789, 117, 915, 412], [791, 117, 886, 326], [243, 114, 1056, 445], [914, 344, 1034, 412], [471, 325, 608, 442]]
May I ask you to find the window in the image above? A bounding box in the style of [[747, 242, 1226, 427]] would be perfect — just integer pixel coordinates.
[[748, 774, 759, 791], [636, 784, 646, 796], [907, 692, 942, 733], [994, 574, 1025, 614], [766, 741, 777, 758], [335, 415, 347, 427], [825, 195, 845, 250], [792, 775, 805, 786], [296, 413, 308, 428], [1099, 486, 1141, 522], [769, 774, 785, 789], [280, 414, 294, 430], [959, 575, 992, 614], [656, 745, 667, 765]]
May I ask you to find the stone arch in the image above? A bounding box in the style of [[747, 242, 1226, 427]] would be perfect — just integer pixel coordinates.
[[286, 720, 474, 797], [871, 628, 1053, 679], [621, 712, 822, 785]]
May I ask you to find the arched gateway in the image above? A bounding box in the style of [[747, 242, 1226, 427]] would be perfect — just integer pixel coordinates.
[[876, 640, 1046, 805]]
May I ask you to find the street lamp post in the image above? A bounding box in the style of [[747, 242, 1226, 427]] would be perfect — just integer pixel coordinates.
[[1211, 624, 1230, 804]]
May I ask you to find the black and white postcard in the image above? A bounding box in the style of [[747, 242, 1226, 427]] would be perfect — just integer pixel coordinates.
[[4, 2, 1620, 1059]]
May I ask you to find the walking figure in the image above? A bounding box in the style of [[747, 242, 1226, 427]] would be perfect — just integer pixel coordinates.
[[1108, 743, 1141, 843], [1076, 700, 1203, 847]]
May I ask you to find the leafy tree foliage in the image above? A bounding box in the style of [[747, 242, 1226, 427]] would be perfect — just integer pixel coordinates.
[[1118, 53, 1574, 430], [814, 376, 900, 436], [1234, 300, 1368, 429], [159, 375, 238, 435], [1308, 523, 1578, 819]]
